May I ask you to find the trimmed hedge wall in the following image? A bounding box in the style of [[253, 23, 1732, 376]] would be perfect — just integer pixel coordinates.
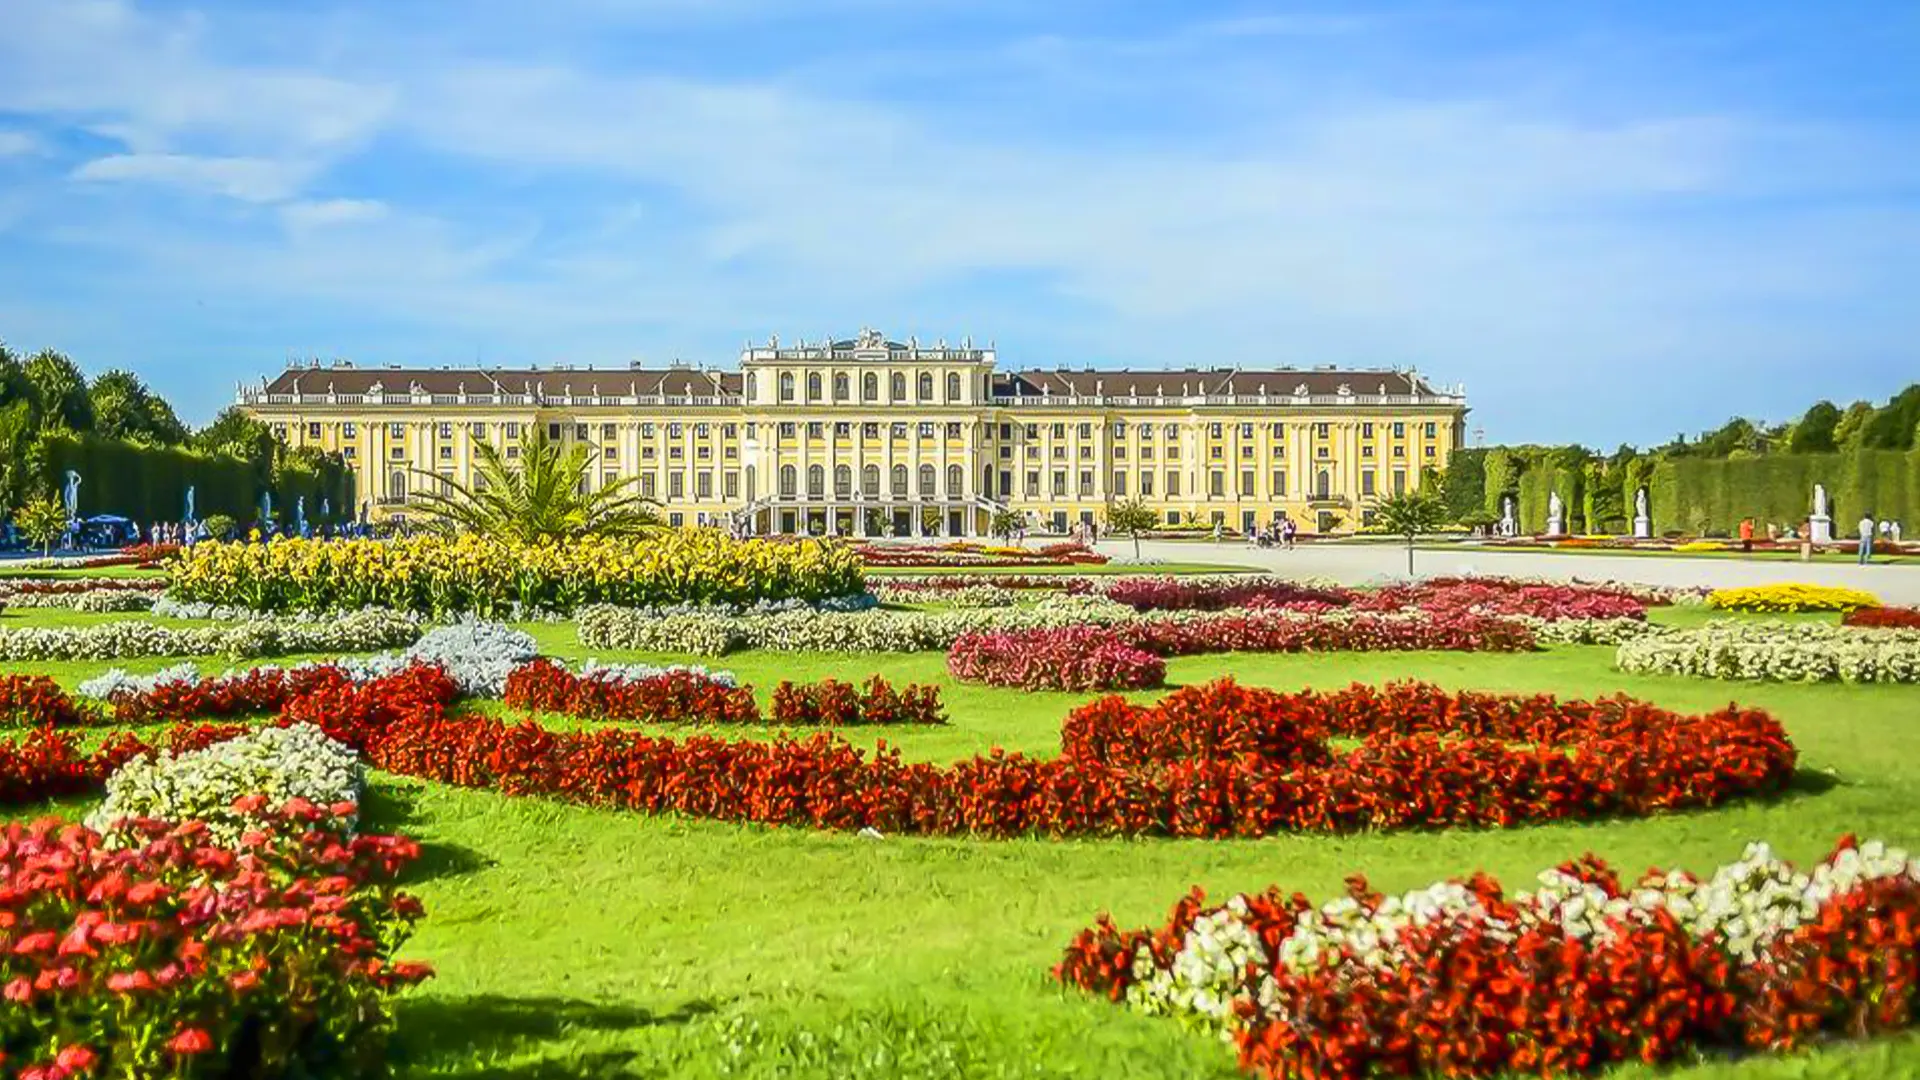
[[38, 434, 353, 525], [1649, 450, 1919, 538]]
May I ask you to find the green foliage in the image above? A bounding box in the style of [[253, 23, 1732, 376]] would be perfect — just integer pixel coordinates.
[[89, 369, 187, 446], [1834, 401, 1875, 452], [1862, 385, 1920, 451], [14, 494, 68, 555], [987, 508, 1024, 542], [1481, 447, 1515, 516], [1373, 489, 1448, 573], [1436, 448, 1487, 522], [1790, 401, 1842, 454], [23, 349, 93, 432], [1103, 498, 1159, 558], [201, 513, 236, 541], [406, 426, 659, 542]]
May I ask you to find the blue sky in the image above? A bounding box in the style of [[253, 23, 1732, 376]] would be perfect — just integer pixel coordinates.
[[0, 0, 1915, 445]]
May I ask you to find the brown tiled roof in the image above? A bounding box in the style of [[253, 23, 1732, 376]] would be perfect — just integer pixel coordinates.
[[992, 369, 1435, 398], [261, 367, 734, 398]]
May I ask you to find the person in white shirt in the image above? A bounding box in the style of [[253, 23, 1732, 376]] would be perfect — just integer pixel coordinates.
[[1858, 513, 1876, 565]]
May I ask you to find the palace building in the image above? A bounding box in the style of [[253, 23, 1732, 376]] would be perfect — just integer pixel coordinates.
[[237, 329, 1469, 537]]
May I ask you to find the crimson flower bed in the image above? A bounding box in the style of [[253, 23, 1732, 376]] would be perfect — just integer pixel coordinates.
[[770, 676, 946, 725], [1347, 578, 1649, 621], [2, 804, 429, 1079], [948, 627, 1167, 691], [1056, 834, 1917, 1079], [1114, 610, 1537, 656], [0, 674, 97, 729], [8, 670, 1783, 839], [1104, 577, 1355, 612], [856, 541, 1108, 568], [1845, 606, 1920, 629], [503, 659, 761, 724], [876, 574, 1092, 594]]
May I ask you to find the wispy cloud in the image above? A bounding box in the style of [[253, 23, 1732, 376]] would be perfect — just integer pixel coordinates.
[[72, 153, 316, 202], [280, 197, 387, 230], [0, 130, 41, 157]]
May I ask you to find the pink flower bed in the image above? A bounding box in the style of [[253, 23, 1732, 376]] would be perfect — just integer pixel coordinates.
[[948, 627, 1167, 691], [1103, 577, 1356, 612]]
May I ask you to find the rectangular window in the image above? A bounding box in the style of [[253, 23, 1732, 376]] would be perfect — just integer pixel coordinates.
[[1077, 423, 1091, 438], [1314, 422, 1330, 438], [1272, 471, 1286, 496], [1269, 423, 1283, 437], [343, 447, 355, 459], [641, 446, 656, 460], [1112, 471, 1127, 496], [862, 423, 879, 438], [439, 446, 452, 461], [999, 446, 1011, 459], [1362, 422, 1374, 438], [1026, 471, 1040, 496], [1052, 471, 1067, 497], [892, 423, 908, 438], [778, 423, 795, 438], [1209, 423, 1222, 438], [306, 422, 322, 438], [343, 422, 358, 438], [390, 423, 405, 438], [725, 472, 739, 498], [1361, 470, 1376, 496], [669, 474, 684, 498], [469, 423, 484, 438], [1166, 510, 1181, 525], [723, 423, 737, 437], [1362, 445, 1375, 458], [807, 422, 823, 438], [1052, 446, 1066, 460], [1112, 422, 1127, 438], [1240, 445, 1254, 459], [696, 473, 712, 498], [1000, 471, 1012, 496], [1000, 423, 1012, 439], [1025, 425, 1038, 439], [1424, 422, 1438, 438], [1079, 471, 1093, 497], [919, 422, 934, 438], [1425, 445, 1437, 457], [389, 447, 404, 461], [1393, 446, 1406, 458], [668, 447, 683, 460], [1140, 471, 1153, 496], [640, 422, 655, 437], [1079, 446, 1092, 460], [1393, 422, 1406, 438], [602, 423, 617, 439], [603, 446, 618, 460], [1317, 446, 1331, 459], [1238, 423, 1252, 438], [1113, 445, 1127, 459], [439, 423, 453, 438], [835, 422, 851, 437], [574, 424, 588, 440], [946, 422, 961, 438], [547, 423, 561, 440], [506, 422, 521, 437], [603, 470, 618, 489], [1240, 470, 1254, 495], [1210, 472, 1225, 497], [1167, 472, 1181, 497], [1141, 445, 1154, 460], [1210, 446, 1223, 460], [695, 423, 710, 437], [670, 512, 684, 526], [1166, 445, 1180, 460], [696, 446, 710, 460], [1052, 423, 1065, 438], [641, 475, 656, 498], [1393, 470, 1407, 496]]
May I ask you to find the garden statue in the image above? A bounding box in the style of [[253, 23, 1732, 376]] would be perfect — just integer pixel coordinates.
[[184, 485, 196, 526], [295, 496, 309, 538], [62, 470, 82, 522], [1499, 496, 1516, 537], [321, 497, 331, 521], [1546, 490, 1564, 537], [260, 490, 273, 525], [1810, 483, 1833, 543], [1633, 487, 1651, 539]]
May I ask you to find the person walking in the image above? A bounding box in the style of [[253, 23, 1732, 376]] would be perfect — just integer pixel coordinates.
[[1739, 517, 1754, 554], [1858, 512, 1876, 565], [1282, 517, 1297, 550]]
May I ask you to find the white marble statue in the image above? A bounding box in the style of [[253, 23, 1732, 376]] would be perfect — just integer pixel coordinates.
[[1814, 483, 1828, 518], [1636, 488, 1648, 519], [1546, 490, 1565, 537]]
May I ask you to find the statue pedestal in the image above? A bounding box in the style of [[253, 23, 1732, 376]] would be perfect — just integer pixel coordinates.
[[1633, 516, 1651, 539], [1545, 518, 1564, 538], [1810, 515, 1833, 544]]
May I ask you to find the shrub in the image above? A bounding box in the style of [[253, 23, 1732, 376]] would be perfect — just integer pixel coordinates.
[[947, 627, 1167, 691], [86, 724, 363, 846], [168, 531, 866, 615], [0, 807, 429, 1078], [1846, 606, 1920, 629], [1706, 583, 1881, 613], [770, 676, 947, 726]]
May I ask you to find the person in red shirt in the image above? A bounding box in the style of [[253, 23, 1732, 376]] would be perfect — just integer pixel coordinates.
[[1739, 518, 1755, 553]]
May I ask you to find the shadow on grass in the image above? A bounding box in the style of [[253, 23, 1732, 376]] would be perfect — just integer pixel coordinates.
[[394, 994, 718, 1079], [358, 784, 497, 885]]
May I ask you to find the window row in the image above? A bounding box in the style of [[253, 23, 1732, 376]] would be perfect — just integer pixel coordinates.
[[764, 370, 973, 404], [776, 463, 968, 499]]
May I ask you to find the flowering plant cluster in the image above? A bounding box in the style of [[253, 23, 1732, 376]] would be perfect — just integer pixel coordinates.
[[769, 676, 947, 726], [948, 627, 1167, 691], [502, 658, 761, 724], [1845, 605, 1920, 629], [855, 540, 1107, 567], [0, 608, 423, 662], [1348, 577, 1649, 621], [0, 578, 167, 610], [870, 582, 1024, 609], [0, 675, 97, 729], [1706, 582, 1882, 613], [875, 574, 1092, 594], [2, 806, 429, 1079], [1618, 621, 1920, 683], [167, 531, 866, 615], [86, 724, 363, 846], [1055, 835, 1920, 1079], [1104, 577, 1355, 612], [117, 541, 183, 565]]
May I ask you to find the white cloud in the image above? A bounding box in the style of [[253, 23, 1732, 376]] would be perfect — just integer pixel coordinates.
[[0, 130, 40, 156], [71, 153, 313, 202], [280, 198, 388, 230]]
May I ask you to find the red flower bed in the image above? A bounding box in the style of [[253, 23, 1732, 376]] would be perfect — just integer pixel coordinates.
[[0, 675, 96, 729], [770, 676, 947, 725], [503, 659, 761, 724], [1113, 610, 1538, 656], [105, 666, 349, 725], [1, 804, 429, 1079], [1104, 577, 1355, 612], [1845, 606, 1920, 629], [877, 574, 1092, 594], [1056, 835, 1918, 1079], [118, 541, 182, 566], [1347, 578, 1648, 621], [0, 673, 1795, 839], [948, 627, 1167, 691]]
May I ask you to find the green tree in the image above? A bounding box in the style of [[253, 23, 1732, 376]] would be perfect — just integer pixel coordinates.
[[90, 370, 186, 445], [1436, 448, 1487, 521], [1103, 498, 1159, 560], [24, 349, 93, 432], [1833, 401, 1874, 451], [1788, 401, 1842, 454], [15, 494, 68, 557], [405, 427, 659, 543], [988, 507, 1025, 543], [1861, 385, 1920, 450], [864, 508, 892, 538], [0, 400, 32, 509], [1373, 489, 1449, 576]]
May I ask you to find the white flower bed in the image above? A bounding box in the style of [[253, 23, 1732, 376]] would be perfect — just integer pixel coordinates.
[[151, 590, 877, 622], [0, 608, 423, 662], [1127, 839, 1920, 1037], [869, 583, 1024, 609], [578, 658, 739, 688], [1515, 615, 1668, 646], [0, 580, 167, 610], [1617, 621, 1920, 683], [85, 723, 362, 846]]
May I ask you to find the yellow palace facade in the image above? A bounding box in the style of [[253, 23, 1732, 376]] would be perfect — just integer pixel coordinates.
[[238, 329, 1469, 537]]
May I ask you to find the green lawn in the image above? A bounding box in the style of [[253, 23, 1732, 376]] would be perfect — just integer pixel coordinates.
[[7, 607, 1920, 1077], [1417, 542, 1916, 566]]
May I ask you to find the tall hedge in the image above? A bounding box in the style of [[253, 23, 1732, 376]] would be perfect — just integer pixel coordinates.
[[35, 434, 352, 525], [1649, 449, 1919, 537]]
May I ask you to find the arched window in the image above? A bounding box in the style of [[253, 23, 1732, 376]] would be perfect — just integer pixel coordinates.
[[890, 373, 907, 401], [779, 465, 797, 497], [918, 373, 934, 401], [744, 373, 757, 400], [982, 464, 994, 496], [388, 472, 407, 500], [862, 373, 878, 401], [946, 373, 961, 402], [918, 464, 935, 496], [834, 464, 852, 497], [862, 464, 880, 496], [833, 373, 849, 401], [1316, 470, 1331, 499], [891, 464, 908, 496], [947, 464, 963, 497], [778, 373, 794, 402], [807, 464, 825, 497], [806, 373, 822, 401]]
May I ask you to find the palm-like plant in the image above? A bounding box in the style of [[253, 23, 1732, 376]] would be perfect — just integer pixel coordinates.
[[1373, 489, 1450, 576], [406, 427, 660, 543]]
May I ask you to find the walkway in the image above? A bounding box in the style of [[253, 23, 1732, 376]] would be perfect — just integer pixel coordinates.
[[1094, 539, 1920, 606]]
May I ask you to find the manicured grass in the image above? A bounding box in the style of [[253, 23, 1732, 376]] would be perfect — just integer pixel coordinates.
[[8, 605, 1920, 1077], [1418, 542, 1916, 566]]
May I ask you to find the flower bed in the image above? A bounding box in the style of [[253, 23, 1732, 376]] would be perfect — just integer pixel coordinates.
[[167, 531, 866, 615], [0, 608, 422, 662], [1104, 577, 1354, 612], [1, 806, 429, 1078], [502, 658, 761, 724], [948, 627, 1167, 691], [0, 674, 96, 728], [1845, 605, 1920, 629], [856, 540, 1108, 568], [1348, 578, 1649, 621], [769, 676, 947, 726], [875, 574, 1092, 594], [1617, 622, 1920, 683], [87, 724, 362, 846], [1706, 582, 1881, 613], [1056, 835, 1919, 1079], [0, 578, 167, 610]]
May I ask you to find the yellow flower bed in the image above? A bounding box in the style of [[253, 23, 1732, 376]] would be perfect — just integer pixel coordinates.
[[1705, 583, 1881, 613], [1674, 541, 1727, 553], [168, 530, 866, 615]]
